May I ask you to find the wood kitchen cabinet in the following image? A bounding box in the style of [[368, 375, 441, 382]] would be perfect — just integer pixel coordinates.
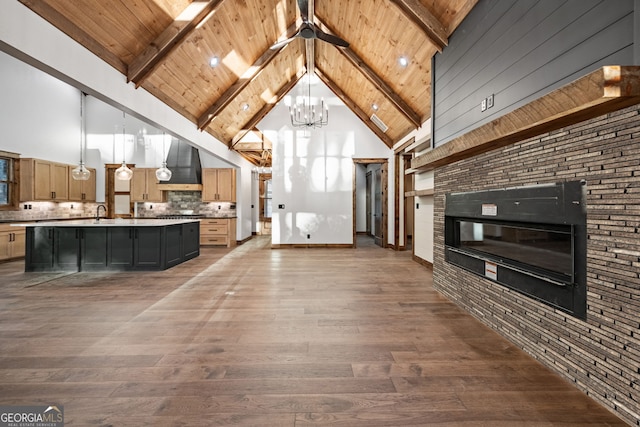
[[202, 168, 236, 202], [68, 167, 96, 201], [199, 218, 236, 247], [130, 168, 166, 202], [0, 224, 26, 261], [20, 158, 69, 201]]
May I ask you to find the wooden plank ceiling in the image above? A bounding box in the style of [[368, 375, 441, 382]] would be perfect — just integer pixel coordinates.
[[19, 0, 477, 166]]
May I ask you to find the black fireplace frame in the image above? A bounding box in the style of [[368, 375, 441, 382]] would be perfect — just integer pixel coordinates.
[[444, 181, 587, 319]]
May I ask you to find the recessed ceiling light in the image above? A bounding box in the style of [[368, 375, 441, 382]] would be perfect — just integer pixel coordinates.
[[209, 56, 220, 67], [372, 103, 379, 111], [398, 56, 409, 68]]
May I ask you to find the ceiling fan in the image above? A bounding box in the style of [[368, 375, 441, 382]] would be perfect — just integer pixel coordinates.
[[270, 0, 349, 50]]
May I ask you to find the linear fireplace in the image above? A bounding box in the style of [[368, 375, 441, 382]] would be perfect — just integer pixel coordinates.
[[444, 181, 586, 319]]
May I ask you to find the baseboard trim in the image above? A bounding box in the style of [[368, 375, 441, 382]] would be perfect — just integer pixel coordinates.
[[271, 243, 353, 249], [412, 254, 433, 270]]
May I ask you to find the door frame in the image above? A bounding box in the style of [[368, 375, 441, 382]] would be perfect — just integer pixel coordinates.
[[352, 158, 388, 248]]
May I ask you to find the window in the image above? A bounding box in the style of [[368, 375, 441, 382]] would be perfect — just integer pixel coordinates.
[[0, 153, 18, 210]]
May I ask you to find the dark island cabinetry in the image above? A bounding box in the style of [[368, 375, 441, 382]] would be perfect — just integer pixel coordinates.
[[25, 220, 199, 272]]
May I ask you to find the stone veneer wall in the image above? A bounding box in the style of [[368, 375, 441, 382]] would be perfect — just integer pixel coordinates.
[[433, 104, 640, 425]]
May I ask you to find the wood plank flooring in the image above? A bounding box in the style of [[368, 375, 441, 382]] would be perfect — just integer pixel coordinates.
[[0, 236, 627, 426]]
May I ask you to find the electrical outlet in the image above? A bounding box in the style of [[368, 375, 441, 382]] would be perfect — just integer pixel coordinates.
[[487, 94, 494, 109], [481, 98, 487, 112], [307, 234, 310, 239], [278, 204, 285, 209], [416, 203, 419, 209]]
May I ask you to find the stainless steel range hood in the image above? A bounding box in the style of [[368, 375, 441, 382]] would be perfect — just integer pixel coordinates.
[[157, 140, 203, 191]]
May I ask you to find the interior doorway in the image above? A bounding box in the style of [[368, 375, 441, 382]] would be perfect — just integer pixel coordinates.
[[258, 173, 272, 235], [353, 159, 388, 248]]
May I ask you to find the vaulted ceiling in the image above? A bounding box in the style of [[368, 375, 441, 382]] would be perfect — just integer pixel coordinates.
[[19, 0, 477, 166]]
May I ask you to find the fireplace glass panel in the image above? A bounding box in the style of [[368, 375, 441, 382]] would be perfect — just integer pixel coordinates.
[[457, 221, 572, 278]]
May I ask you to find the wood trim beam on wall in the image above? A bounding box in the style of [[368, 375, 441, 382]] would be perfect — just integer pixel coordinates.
[[127, 0, 226, 87], [315, 66, 394, 148], [389, 0, 448, 51], [411, 66, 640, 171]]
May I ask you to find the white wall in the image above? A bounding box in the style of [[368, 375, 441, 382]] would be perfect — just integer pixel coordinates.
[[259, 78, 393, 245], [0, 50, 79, 164]]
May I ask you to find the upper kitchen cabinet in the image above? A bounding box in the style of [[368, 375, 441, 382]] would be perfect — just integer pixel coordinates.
[[202, 168, 236, 202], [68, 167, 96, 202], [131, 168, 166, 202], [20, 158, 69, 201]]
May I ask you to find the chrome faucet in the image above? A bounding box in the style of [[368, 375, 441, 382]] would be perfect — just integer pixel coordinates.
[[95, 204, 107, 221]]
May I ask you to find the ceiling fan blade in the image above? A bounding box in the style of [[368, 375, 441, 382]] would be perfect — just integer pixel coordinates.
[[298, 0, 309, 22], [315, 27, 349, 48], [270, 35, 297, 50]]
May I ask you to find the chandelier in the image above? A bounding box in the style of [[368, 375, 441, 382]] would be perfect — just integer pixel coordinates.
[[289, 74, 328, 128]]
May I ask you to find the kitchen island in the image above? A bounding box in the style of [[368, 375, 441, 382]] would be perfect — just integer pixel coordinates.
[[22, 219, 200, 272]]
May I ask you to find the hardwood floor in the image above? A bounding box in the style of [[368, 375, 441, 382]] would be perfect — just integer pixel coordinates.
[[0, 236, 627, 426]]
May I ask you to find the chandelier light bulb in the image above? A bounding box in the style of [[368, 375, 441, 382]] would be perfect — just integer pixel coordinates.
[[115, 161, 133, 180], [71, 162, 91, 181]]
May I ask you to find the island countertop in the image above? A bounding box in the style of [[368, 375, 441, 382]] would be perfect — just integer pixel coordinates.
[[17, 218, 200, 227]]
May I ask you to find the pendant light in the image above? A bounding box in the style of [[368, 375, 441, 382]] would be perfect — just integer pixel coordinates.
[[114, 111, 133, 180], [71, 92, 91, 180], [155, 132, 172, 181]]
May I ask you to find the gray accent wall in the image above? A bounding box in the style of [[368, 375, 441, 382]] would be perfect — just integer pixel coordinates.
[[433, 0, 635, 147]]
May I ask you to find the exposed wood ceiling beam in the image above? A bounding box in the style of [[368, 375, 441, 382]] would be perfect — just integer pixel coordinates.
[[231, 71, 306, 148], [18, 0, 126, 74], [197, 22, 299, 131], [128, 0, 226, 87], [315, 20, 422, 128], [340, 46, 422, 128], [389, 0, 448, 51], [315, 66, 394, 148]]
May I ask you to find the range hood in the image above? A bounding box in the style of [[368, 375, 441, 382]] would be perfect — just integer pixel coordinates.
[[156, 140, 203, 191]]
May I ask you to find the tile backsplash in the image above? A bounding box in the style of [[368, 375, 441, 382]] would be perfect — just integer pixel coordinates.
[[0, 192, 235, 222], [135, 191, 236, 217], [0, 201, 100, 221]]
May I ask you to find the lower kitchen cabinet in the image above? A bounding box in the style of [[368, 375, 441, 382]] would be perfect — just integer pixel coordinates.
[[24, 221, 200, 272], [55, 228, 81, 270], [200, 218, 236, 247], [108, 228, 135, 269], [25, 227, 54, 271], [133, 227, 163, 270], [81, 228, 109, 270], [0, 224, 26, 261], [182, 221, 200, 259]]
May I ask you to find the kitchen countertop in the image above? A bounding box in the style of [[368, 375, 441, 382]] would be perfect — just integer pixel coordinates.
[[15, 218, 200, 227]]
